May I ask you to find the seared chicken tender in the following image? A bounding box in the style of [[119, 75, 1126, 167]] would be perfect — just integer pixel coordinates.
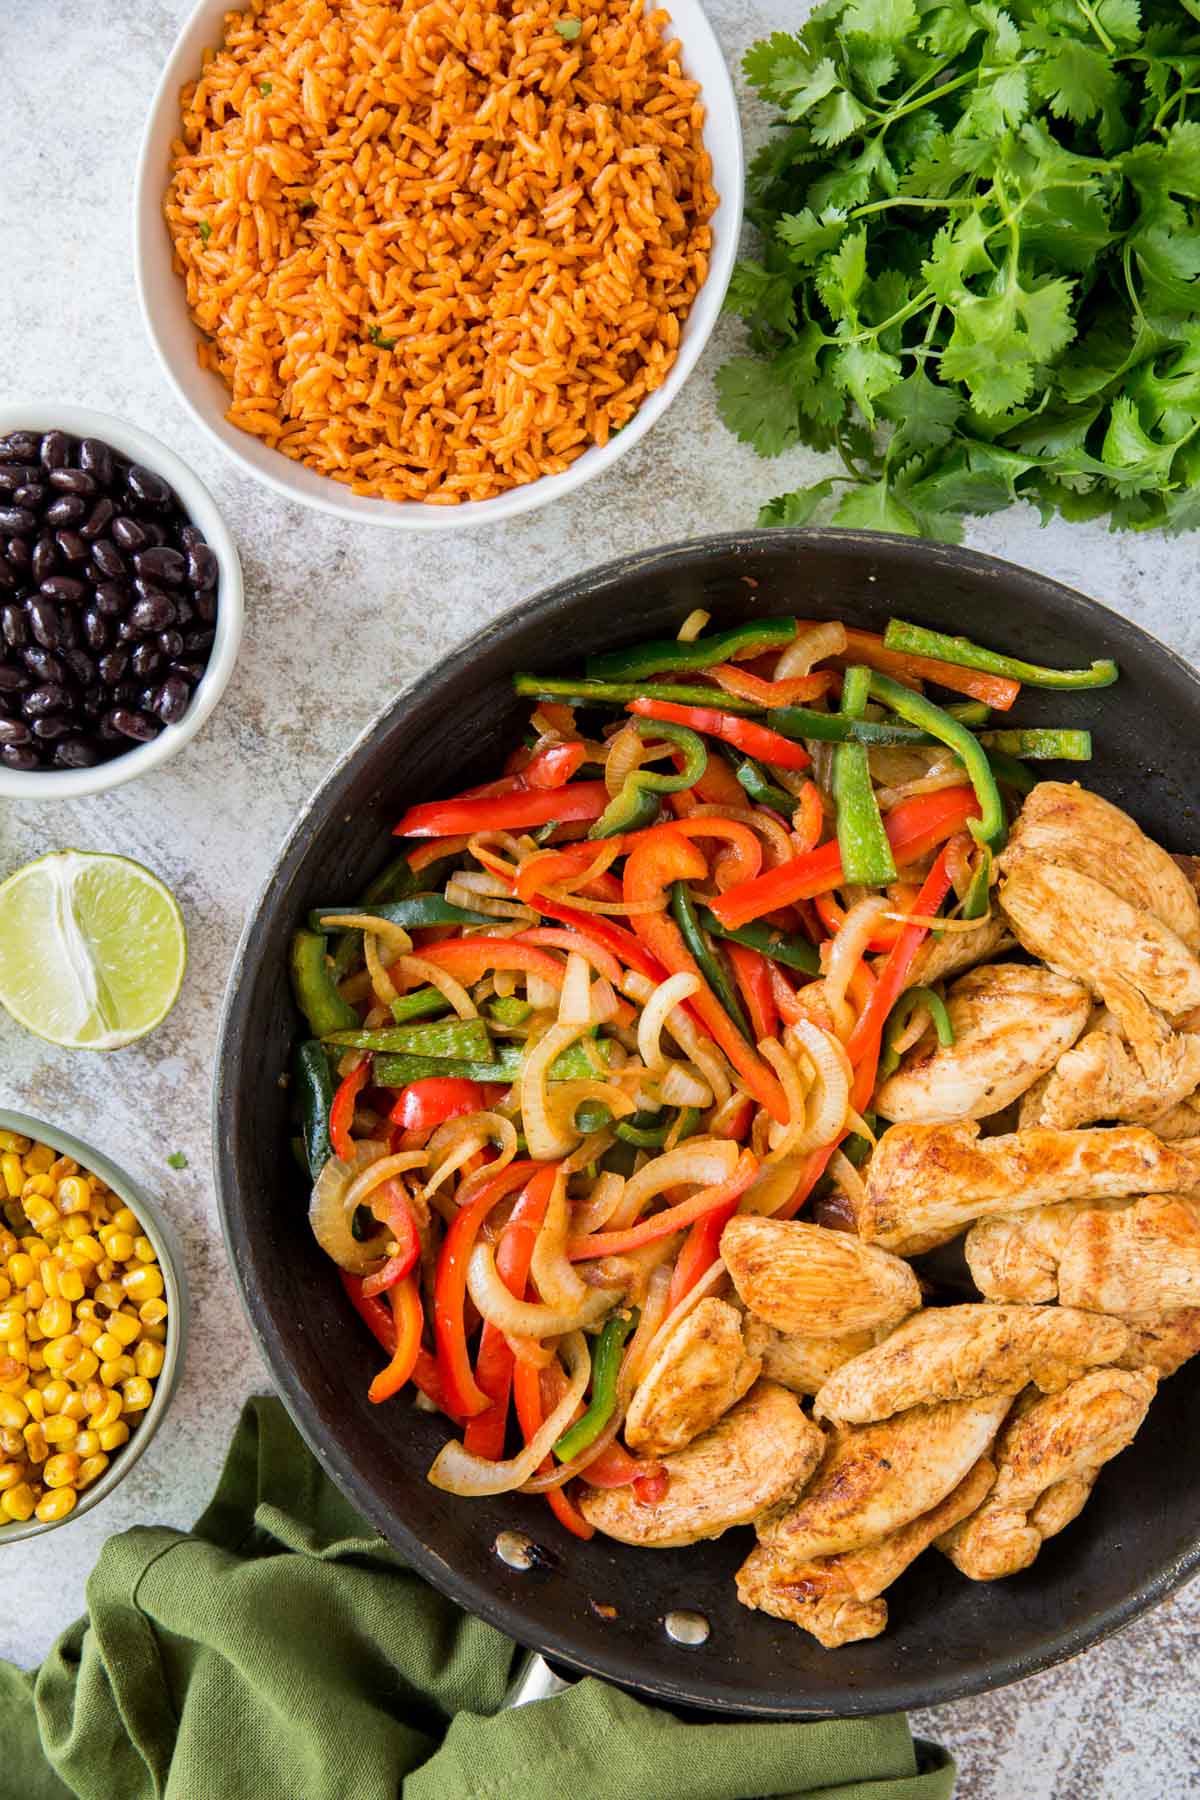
[[578, 1381, 824, 1549], [721, 1215, 921, 1338], [1021, 976, 1200, 1131], [742, 1318, 882, 1396], [966, 1193, 1200, 1316], [860, 1119, 1200, 1256], [1118, 1307, 1200, 1378], [737, 1456, 996, 1647], [624, 1298, 760, 1458], [904, 914, 1016, 992], [937, 1369, 1157, 1580], [751, 1394, 1013, 1566], [813, 1304, 1130, 1425], [875, 964, 1090, 1124]]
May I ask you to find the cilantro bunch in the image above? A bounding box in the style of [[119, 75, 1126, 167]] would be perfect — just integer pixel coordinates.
[[717, 0, 1200, 538]]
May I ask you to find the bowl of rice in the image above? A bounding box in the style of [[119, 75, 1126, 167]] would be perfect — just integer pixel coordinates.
[[134, 0, 743, 529]]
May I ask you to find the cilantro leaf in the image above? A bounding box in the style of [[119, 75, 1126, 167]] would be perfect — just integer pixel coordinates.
[[831, 477, 921, 533], [758, 479, 837, 526], [723, 261, 797, 336], [776, 207, 848, 264], [878, 369, 962, 450], [714, 358, 801, 456]]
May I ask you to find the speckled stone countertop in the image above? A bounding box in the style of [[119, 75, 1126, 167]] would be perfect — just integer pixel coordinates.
[[4, 3, 1200, 1794]]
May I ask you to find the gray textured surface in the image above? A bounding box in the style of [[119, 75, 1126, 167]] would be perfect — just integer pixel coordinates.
[[2, 3, 1199, 1795]]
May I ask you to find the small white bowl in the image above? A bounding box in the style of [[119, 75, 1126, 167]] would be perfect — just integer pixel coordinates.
[[0, 403, 243, 801], [133, 0, 744, 531]]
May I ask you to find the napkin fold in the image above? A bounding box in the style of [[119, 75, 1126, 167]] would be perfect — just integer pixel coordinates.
[[0, 1397, 954, 1800]]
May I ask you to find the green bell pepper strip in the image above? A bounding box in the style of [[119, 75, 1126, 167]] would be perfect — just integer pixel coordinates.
[[979, 728, 1092, 761], [513, 674, 761, 715], [554, 1307, 639, 1461], [590, 719, 708, 838], [323, 1018, 493, 1060], [985, 750, 1035, 795], [390, 987, 452, 1024], [841, 1112, 878, 1168], [883, 620, 1118, 690], [373, 1036, 613, 1089], [615, 1105, 702, 1149], [670, 881, 752, 1039], [329, 851, 434, 980], [290, 930, 360, 1037], [487, 995, 534, 1026], [724, 747, 796, 815], [834, 667, 898, 887], [878, 986, 955, 1081], [586, 619, 797, 682], [698, 908, 821, 976], [311, 895, 496, 933], [868, 671, 1007, 853], [294, 1040, 335, 1177], [961, 842, 993, 921], [765, 702, 994, 747]]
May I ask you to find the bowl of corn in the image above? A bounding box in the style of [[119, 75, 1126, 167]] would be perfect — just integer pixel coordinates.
[[0, 1110, 187, 1540]]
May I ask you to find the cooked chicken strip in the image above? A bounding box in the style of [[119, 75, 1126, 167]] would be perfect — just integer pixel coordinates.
[[1118, 1307, 1200, 1377], [624, 1298, 760, 1458], [752, 1394, 1012, 1565], [742, 1318, 882, 1396], [904, 914, 1016, 992], [860, 1119, 1200, 1256], [875, 964, 1090, 1124], [966, 1193, 1200, 1315], [578, 1381, 823, 1548], [1022, 975, 1200, 1130], [1149, 1092, 1200, 1140], [814, 1304, 1129, 1425], [737, 1455, 996, 1646], [721, 1216, 921, 1338], [937, 1369, 1156, 1579], [1002, 782, 1200, 952]]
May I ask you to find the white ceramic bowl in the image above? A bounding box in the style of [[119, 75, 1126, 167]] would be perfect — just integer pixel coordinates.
[[134, 0, 744, 531], [0, 403, 243, 800]]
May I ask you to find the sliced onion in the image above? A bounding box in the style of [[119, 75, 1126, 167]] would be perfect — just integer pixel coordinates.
[[522, 1019, 593, 1158], [829, 1148, 869, 1217], [446, 875, 537, 922], [758, 1037, 812, 1162], [550, 1080, 636, 1142], [422, 1112, 516, 1197], [469, 1240, 618, 1337], [891, 1003, 932, 1057], [466, 831, 526, 881], [622, 1261, 673, 1386], [741, 1154, 809, 1217], [683, 803, 793, 864], [530, 1166, 590, 1308], [676, 607, 710, 642], [527, 971, 560, 1011], [393, 953, 477, 1020], [571, 1170, 627, 1236], [518, 839, 621, 897], [775, 620, 847, 679], [309, 1142, 393, 1274], [660, 1060, 713, 1109], [317, 912, 412, 956], [560, 1126, 616, 1174], [557, 951, 593, 1027], [543, 885, 669, 917], [635, 1258, 730, 1378], [822, 896, 891, 1038], [344, 1149, 430, 1213], [603, 1138, 740, 1232], [604, 721, 646, 798], [636, 971, 700, 1071], [765, 1019, 850, 1161], [428, 1330, 592, 1495]]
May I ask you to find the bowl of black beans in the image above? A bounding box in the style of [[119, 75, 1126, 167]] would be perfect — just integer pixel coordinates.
[[0, 403, 243, 796]]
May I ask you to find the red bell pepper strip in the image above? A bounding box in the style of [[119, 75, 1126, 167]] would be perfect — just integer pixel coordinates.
[[407, 835, 470, 872], [524, 740, 587, 789], [406, 937, 567, 988], [812, 624, 1020, 711], [394, 781, 610, 839], [579, 1439, 663, 1489], [628, 698, 811, 771], [360, 1181, 421, 1297], [846, 843, 956, 1112], [531, 901, 669, 985], [773, 1140, 842, 1220], [339, 1272, 454, 1413], [367, 1274, 424, 1402], [514, 927, 622, 986], [512, 1358, 594, 1540], [669, 747, 747, 813], [791, 780, 824, 855], [668, 1190, 745, 1310], [433, 1160, 545, 1419], [707, 664, 839, 707], [713, 1094, 754, 1142], [624, 827, 787, 1122], [330, 1062, 369, 1162], [633, 1470, 670, 1506], [567, 1150, 759, 1259], [463, 1167, 556, 1461], [515, 841, 622, 906], [709, 787, 980, 930], [724, 942, 779, 1043], [389, 1077, 486, 1135]]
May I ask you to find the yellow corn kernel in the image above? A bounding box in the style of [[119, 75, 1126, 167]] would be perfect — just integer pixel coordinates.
[[74, 1296, 96, 1320], [43, 1413, 78, 1445], [138, 1298, 168, 1327], [141, 1323, 166, 1345], [76, 1453, 107, 1489], [23, 1143, 54, 1174], [87, 1389, 121, 1430], [95, 1259, 115, 1283], [42, 1451, 79, 1488], [25, 1281, 45, 1311], [58, 1265, 85, 1303], [62, 1216, 90, 1242], [75, 1316, 102, 1349], [40, 1259, 61, 1300], [67, 1349, 99, 1384], [0, 1428, 22, 1458], [34, 1486, 75, 1523], [56, 1178, 90, 1216], [0, 1131, 30, 1155], [48, 1155, 75, 1180], [94, 1281, 124, 1311], [22, 1198, 58, 1237], [70, 1234, 105, 1265], [102, 1230, 135, 1263], [37, 1297, 73, 1340], [21, 1388, 44, 1422], [93, 1331, 124, 1363], [97, 1419, 129, 1452], [23, 1421, 48, 1464], [121, 1266, 163, 1303], [0, 1393, 28, 1431], [23, 1171, 56, 1199], [1, 1155, 24, 1199], [23, 1238, 48, 1261], [131, 1236, 156, 1265], [121, 1377, 153, 1413], [1, 1482, 35, 1521], [42, 1336, 78, 1373], [133, 1339, 165, 1380], [74, 1428, 100, 1457], [0, 1278, 8, 1305], [59, 1390, 86, 1423], [109, 1207, 138, 1235], [100, 1356, 135, 1388], [5, 1254, 35, 1289], [39, 1379, 70, 1415], [24, 1345, 43, 1372], [0, 1462, 23, 1492], [0, 1311, 24, 1342], [107, 1310, 141, 1347]]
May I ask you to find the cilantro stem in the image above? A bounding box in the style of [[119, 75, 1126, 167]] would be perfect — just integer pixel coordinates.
[[851, 196, 977, 220], [880, 68, 978, 131], [1071, 0, 1115, 55], [1121, 242, 1147, 329]]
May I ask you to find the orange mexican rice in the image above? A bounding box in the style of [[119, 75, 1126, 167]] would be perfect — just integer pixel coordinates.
[[163, 0, 717, 504]]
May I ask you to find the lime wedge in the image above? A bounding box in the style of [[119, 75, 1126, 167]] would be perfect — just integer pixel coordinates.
[[0, 851, 187, 1050]]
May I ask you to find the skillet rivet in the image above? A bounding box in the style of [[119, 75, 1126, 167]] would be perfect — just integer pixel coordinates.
[[664, 1609, 709, 1646], [494, 1529, 538, 1571]]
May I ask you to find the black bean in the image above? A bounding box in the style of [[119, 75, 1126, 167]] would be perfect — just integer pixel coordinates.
[[40, 575, 86, 604], [1, 606, 27, 647], [0, 434, 39, 462], [80, 497, 115, 541], [112, 681, 139, 707], [111, 516, 148, 552], [137, 686, 159, 714], [169, 661, 207, 684], [44, 496, 86, 528], [0, 466, 38, 493], [0, 718, 31, 745], [0, 663, 29, 692], [22, 647, 66, 683], [13, 484, 47, 510], [27, 600, 61, 648], [182, 627, 216, 655], [57, 607, 80, 649], [92, 581, 127, 617], [109, 707, 159, 742], [31, 538, 57, 584], [7, 538, 30, 570], [39, 431, 70, 471], [192, 589, 217, 624], [179, 524, 205, 548], [32, 715, 72, 740], [157, 629, 184, 658], [81, 610, 107, 651], [129, 592, 176, 633], [135, 546, 186, 585], [126, 465, 170, 507], [48, 468, 96, 498], [66, 649, 96, 686], [98, 714, 124, 741], [97, 650, 128, 685], [173, 595, 195, 626], [155, 675, 191, 725], [79, 439, 114, 486], [131, 642, 161, 679], [54, 737, 100, 769], [0, 559, 14, 593], [0, 507, 36, 534], [92, 540, 126, 580], [187, 543, 218, 589], [139, 521, 168, 549], [23, 683, 70, 718], [1, 744, 40, 770]]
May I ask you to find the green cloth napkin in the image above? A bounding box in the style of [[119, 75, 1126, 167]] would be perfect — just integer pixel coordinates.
[[0, 1397, 955, 1800]]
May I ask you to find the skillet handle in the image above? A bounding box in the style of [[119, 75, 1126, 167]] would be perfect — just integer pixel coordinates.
[[501, 1650, 572, 1710]]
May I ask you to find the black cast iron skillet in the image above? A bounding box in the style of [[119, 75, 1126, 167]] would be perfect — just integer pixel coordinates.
[[214, 530, 1200, 1717]]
